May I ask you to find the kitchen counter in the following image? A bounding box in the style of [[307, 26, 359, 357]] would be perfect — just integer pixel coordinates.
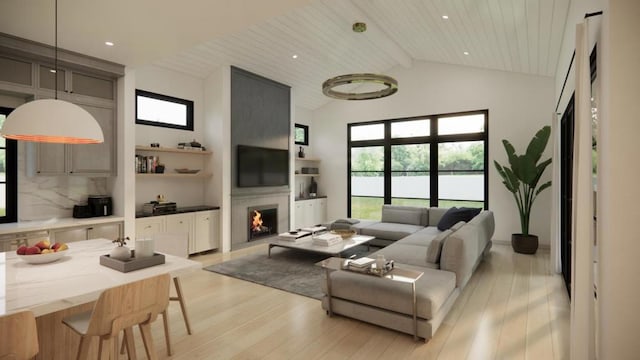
[[0, 216, 125, 236], [295, 195, 327, 201], [135, 205, 220, 218]]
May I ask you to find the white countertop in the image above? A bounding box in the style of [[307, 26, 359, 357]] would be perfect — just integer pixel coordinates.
[[0, 238, 202, 317], [0, 216, 124, 236]]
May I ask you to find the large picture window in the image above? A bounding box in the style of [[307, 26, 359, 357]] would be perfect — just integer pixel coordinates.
[[348, 110, 488, 219], [135, 89, 194, 131], [0, 107, 17, 223]]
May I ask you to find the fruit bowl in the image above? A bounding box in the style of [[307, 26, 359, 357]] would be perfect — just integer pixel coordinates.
[[17, 249, 68, 264]]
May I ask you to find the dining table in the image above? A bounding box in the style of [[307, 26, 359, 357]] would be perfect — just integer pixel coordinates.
[[1, 238, 202, 359]]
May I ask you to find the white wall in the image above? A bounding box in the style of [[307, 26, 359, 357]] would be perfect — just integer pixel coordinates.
[[133, 65, 209, 210], [313, 60, 555, 245]]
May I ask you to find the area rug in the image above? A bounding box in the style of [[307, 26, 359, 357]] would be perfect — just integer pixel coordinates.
[[203, 246, 372, 300]]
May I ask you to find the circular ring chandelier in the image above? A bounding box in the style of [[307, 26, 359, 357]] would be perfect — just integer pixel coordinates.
[[322, 73, 398, 100]]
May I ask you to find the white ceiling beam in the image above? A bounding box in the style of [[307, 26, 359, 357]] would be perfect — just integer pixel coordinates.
[[322, 0, 413, 69]]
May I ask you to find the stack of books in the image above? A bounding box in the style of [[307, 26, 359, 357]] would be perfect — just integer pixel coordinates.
[[278, 231, 311, 242], [312, 233, 342, 246]]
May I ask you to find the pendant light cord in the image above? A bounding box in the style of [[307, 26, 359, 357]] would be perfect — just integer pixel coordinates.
[[54, 0, 58, 100]]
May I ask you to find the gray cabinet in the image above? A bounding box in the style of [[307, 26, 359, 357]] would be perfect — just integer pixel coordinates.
[[38, 65, 114, 100], [0, 55, 32, 87], [34, 100, 116, 176]]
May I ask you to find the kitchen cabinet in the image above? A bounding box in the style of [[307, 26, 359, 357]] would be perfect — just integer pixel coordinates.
[[39, 64, 114, 100], [50, 221, 123, 243], [0, 55, 33, 87], [34, 101, 116, 176], [193, 210, 220, 253], [135, 209, 219, 256], [294, 198, 327, 229]]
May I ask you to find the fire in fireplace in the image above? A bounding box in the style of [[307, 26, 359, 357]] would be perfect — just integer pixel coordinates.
[[248, 205, 278, 241]]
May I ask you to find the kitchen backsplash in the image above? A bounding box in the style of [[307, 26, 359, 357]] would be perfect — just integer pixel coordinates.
[[17, 149, 108, 221]]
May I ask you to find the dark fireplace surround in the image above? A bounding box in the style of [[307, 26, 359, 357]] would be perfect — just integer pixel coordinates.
[[248, 204, 278, 241]]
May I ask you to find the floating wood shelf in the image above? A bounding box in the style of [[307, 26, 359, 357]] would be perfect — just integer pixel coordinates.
[[136, 172, 212, 179], [135, 145, 212, 155], [295, 157, 320, 162]]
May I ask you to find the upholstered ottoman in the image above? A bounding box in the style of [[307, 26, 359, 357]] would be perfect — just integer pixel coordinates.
[[321, 264, 459, 340]]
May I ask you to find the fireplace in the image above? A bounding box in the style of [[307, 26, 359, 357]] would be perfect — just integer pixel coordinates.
[[248, 205, 278, 241]]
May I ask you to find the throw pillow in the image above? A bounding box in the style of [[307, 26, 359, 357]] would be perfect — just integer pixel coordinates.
[[426, 229, 453, 264], [450, 221, 466, 232], [437, 207, 482, 230]]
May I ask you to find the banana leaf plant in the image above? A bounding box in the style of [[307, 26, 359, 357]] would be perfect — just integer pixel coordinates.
[[494, 126, 552, 236]]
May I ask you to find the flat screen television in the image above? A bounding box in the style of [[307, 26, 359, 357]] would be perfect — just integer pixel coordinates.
[[237, 145, 289, 187]]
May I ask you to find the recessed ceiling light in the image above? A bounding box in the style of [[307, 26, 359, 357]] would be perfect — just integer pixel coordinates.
[[442, 15, 449, 19], [463, 51, 470, 55], [292, 54, 298, 59], [105, 41, 114, 46]]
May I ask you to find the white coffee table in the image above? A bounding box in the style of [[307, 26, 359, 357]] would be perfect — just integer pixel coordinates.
[[268, 234, 375, 258]]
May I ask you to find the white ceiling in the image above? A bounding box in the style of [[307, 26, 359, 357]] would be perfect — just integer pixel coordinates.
[[0, 0, 570, 110]]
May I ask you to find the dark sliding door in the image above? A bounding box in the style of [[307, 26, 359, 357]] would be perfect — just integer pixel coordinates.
[[560, 95, 575, 297]]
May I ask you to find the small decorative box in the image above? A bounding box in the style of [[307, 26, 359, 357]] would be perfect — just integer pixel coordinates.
[[99, 251, 165, 273]]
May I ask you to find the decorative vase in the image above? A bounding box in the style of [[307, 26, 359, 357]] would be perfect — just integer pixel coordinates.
[[308, 177, 318, 197], [298, 146, 305, 158], [511, 234, 538, 254], [110, 245, 131, 260]]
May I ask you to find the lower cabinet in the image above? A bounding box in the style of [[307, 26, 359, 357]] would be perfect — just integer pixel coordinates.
[[50, 222, 123, 243], [135, 209, 219, 257], [294, 198, 327, 229]]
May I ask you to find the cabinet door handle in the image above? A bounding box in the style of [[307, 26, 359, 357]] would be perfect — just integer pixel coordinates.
[[179, 221, 183, 224], [145, 225, 152, 229]]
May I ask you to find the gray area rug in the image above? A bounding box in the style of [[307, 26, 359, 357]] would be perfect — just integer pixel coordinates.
[[203, 246, 372, 300]]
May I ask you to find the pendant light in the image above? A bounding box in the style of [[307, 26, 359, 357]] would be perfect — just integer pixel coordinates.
[[0, 0, 104, 144]]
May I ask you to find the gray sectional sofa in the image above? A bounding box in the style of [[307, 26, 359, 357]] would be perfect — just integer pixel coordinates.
[[322, 205, 495, 340]]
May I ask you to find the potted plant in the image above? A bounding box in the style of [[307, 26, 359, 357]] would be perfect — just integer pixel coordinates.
[[494, 126, 552, 254]]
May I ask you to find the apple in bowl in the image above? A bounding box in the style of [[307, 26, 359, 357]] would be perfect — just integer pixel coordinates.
[[16, 242, 69, 264]]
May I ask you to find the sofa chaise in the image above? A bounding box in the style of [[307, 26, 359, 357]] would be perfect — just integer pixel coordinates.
[[322, 205, 495, 340]]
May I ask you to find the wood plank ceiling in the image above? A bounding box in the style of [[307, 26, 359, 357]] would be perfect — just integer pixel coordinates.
[[154, 0, 570, 110]]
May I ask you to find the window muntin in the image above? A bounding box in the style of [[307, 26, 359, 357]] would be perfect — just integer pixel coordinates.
[[135, 89, 194, 130]]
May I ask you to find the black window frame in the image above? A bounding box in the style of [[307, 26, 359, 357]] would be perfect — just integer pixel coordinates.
[[294, 123, 309, 145], [347, 109, 489, 217], [0, 106, 17, 223], [135, 89, 194, 131]]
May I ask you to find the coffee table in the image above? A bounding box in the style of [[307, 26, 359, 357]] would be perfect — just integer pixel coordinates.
[[268, 234, 375, 258]]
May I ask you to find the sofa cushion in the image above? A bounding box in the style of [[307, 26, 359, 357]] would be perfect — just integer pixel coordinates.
[[426, 229, 453, 263], [381, 205, 428, 226], [437, 207, 482, 231], [398, 226, 442, 246], [450, 221, 466, 232], [349, 220, 379, 234], [372, 244, 439, 269], [427, 207, 449, 226], [328, 264, 456, 320], [360, 222, 424, 241]]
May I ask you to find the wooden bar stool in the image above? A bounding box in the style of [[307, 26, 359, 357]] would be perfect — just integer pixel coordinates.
[[0, 310, 39, 360], [62, 273, 170, 360]]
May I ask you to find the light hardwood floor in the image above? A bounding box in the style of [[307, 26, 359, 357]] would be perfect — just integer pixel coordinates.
[[132, 243, 569, 359]]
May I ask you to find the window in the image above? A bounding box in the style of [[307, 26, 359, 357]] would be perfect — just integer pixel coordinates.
[[348, 110, 488, 220], [0, 107, 17, 223], [135, 89, 194, 130], [294, 123, 309, 145]]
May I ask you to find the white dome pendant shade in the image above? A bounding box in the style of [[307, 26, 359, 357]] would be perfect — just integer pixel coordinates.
[[1, 99, 104, 144]]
